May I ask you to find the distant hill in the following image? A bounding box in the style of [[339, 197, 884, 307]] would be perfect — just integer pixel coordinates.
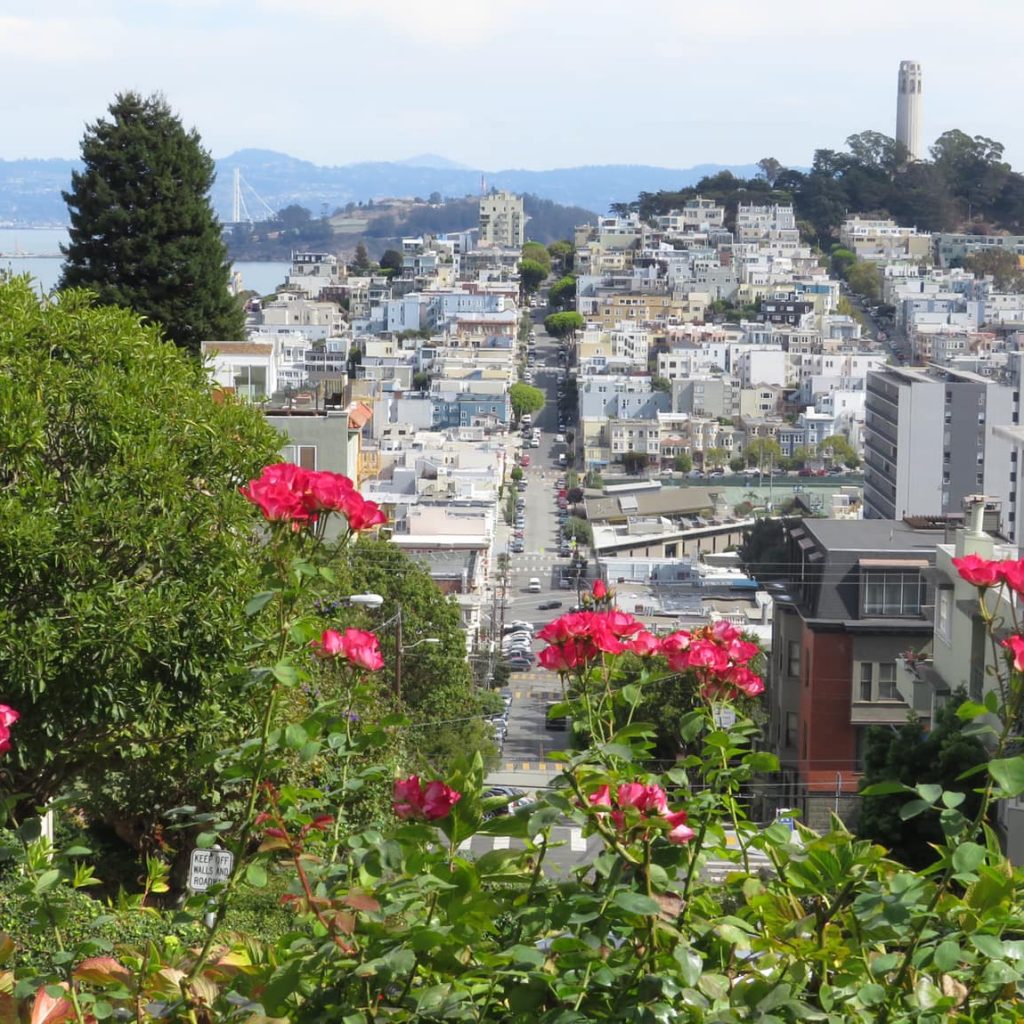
[[0, 149, 761, 226]]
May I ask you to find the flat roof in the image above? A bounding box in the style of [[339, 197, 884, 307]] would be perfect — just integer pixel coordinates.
[[803, 518, 945, 551]]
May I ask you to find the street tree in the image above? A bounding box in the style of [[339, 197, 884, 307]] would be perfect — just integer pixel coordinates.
[[729, 455, 746, 472], [509, 382, 545, 421], [563, 516, 593, 546], [818, 434, 859, 468], [704, 447, 727, 470], [510, 466, 524, 483], [60, 92, 244, 355], [621, 451, 649, 475], [964, 248, 1024, 292], [378, 249, 403, 275], [544, 311, 584, 341], [0, 278, 282, 828], [674, 452, 693, 474], [518, 258, 547, 294], [547, 275, 577, 310], [745, 437, 782, 469], [547, 240, 574, 272], [521, 241, 552, 275], [846, 259, 881, 302]]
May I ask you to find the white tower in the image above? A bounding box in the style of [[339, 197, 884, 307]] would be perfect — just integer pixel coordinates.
[[895, 60, 923, 162]]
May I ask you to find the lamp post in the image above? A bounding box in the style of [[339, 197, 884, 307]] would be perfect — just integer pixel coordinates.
[[374, 603, 440, 701]]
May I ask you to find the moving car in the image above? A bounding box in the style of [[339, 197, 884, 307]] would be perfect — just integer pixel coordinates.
[[538, 600, 563, 611], [527, 577, 542, 593]]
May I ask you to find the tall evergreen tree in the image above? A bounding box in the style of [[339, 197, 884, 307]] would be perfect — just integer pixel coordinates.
[[60, 91, 244, 354]]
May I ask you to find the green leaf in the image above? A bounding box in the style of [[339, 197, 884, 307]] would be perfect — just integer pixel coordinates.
[[984, 687, 1001, 713], [858, 983, 886, 1006], [860, 781, 911, 797], [956, 700, 988, 720], [245, 862, 268, 888], [988, 757, 1024, 798], [284, 723, 308, 750], [915, 783, 942, 804], [933, 940, 962, 972], [33, 869, 61, 894], [941, 790, 966, 808], [612, 891, 660, 916], [195, 831, 216, 849], [244, 590, 277, 616], [271, 661, 299, 686], [899, 799, 931, 821], [971, 933, 1005, 959], [952, 842, 986, 874]]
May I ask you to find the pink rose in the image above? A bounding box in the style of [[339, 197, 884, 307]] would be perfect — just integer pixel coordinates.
[[627, 631, 661, 657], [393, 776, 424, 819], [422, 781, 462, 821], [241, 463, 316, 525], [999, 560, 1024, 597], [1002, 634, 1024, 672], [664, 810, 695, 845], [306, 471, 355, 513], [341, 493, 388, 532], [953, 554, 1003, 588], [0, 703, 18, 756], [312, 628, 385, 671], [592, 579, 607, 600], [588, 784, 612, 808]]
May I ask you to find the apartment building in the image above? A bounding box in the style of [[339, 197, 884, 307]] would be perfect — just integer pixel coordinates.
[[478, 191, 525, 248], [863, 366, 1018, 539]]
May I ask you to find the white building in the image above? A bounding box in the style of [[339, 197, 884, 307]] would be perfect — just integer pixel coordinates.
[[478, 191, 525, 248]]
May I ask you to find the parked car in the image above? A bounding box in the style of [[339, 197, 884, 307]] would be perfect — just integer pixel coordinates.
[[527, 577, 542, 593], [506, 621, 534, 633], [513, 529, 524, 539], [520, 454, 531, 468], [555, 434, 565, 444], [511, 540, 524, 553]]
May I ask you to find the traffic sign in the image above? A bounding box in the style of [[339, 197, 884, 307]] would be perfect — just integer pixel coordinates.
[[188, 848, 234, 892]]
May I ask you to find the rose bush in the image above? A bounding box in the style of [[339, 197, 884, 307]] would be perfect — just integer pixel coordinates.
[[2, 473, 1024, 1022]]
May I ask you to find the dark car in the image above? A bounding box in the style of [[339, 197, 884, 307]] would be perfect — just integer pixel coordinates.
[[538, 600, 563, 611]]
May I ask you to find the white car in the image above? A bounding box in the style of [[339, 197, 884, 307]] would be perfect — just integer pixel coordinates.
[[555, 434, 565, 443]]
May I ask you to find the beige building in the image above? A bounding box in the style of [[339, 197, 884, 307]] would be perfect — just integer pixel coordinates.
[[478, 191, 525, 248]]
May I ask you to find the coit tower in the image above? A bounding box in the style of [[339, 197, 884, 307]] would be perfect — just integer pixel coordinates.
[[895, 60, 923, 161]]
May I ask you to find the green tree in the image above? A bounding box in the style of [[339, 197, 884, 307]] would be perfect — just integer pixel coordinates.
[[965, 248, 1024, 292], [510, 466, 524, 483], [738, 517, 790, 581], [757, 157, 782, 187], [334, 539, 491, 769], [673, 452, 693, 474], [509, 382, 545, 421], [0, 278, 282, 823], [729, 455, 746, 472], [518, 258, 547, 295], [651, 375, 671, 393], [547, 275, 577, 310], [350, 242, 371, 275], [704, 447, 727, 470], [547, 239, 574, 272], [745, 437, 782, 469], [378, 249, 404, 276], [790, 444, 816, 468], [818, 434, 858, 467], [846, 259, 881, 302], [60, 92, 244, 355], [563, 516, 593, 546], [521, 241, 552, 275], [857, 696, 987, 869], [830, 246, 857, 279], [544, 310, 584, 341]]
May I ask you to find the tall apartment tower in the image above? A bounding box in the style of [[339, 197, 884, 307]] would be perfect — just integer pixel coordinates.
[[863, 365, 1018, 539], [895, 60, 923, 162], [478, 191, 526, 248]]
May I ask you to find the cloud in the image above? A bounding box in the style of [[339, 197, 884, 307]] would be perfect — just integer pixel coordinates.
[[0, 15, 120, 62]]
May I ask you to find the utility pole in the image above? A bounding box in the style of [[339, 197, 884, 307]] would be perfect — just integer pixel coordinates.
[[394, 605, 403, 702]]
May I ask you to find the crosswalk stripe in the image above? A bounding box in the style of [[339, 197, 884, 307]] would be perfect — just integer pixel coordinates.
[[570, 828, 586, 852], [458, 838, 472, 852], [493, 836, 510, 850]]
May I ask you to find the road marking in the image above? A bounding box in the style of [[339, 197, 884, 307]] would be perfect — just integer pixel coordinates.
[[458, 838, 473, 852], [493, 836, 510, 850], [570, 828, 586, 852]]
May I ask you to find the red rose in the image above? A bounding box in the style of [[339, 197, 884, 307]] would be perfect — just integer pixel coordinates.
[[393, 775, 461, 822], [312, 628, 385, 671], [0, 704, 19, 756], [1002, 634, 1024, 672], [592, 578, 607, 600], [953, 554, 1003, 588]]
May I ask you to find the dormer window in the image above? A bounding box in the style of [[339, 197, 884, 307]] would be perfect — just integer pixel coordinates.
[[859, 559, 928, 617]]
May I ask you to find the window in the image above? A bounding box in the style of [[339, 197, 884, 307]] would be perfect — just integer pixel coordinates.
[[936, 588, 952, 644], [878, 662, 898, 701], [863, 571, 923, 616], [787, 640, 801, 677], [785, 712, 798, 748], [281, 444, 316, 470], [859, 662, 873, 701]]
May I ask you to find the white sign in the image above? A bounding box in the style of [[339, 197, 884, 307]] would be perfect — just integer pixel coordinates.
[[712, 707, 736, 729], [188, 848, 234, 892]]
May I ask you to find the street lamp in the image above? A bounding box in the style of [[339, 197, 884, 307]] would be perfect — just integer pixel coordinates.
[[347, 594, 384, 609]]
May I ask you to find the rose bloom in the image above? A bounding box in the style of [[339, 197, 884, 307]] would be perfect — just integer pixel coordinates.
[[312, 628, 385, 671], [592, 578, 608, 600], [0, 704, 19, 756], [627, 630, 661, 657], [952, 553, 1003, 588], [664, 809, 695, 845], [999, 560, 1024, 597], [341, 493, 388, 532], [538, 639, 596, 672], [392, 776, 461, 822], [1003, 634, 1024, 672], [241, 463, 315, 525], [306, 471, 355, 514]]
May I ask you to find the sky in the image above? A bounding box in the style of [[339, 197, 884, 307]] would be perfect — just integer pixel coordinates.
[[1, 0, 1022, 172]]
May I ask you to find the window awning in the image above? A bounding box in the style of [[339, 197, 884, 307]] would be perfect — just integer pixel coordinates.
[[858, 558, 930, 569]]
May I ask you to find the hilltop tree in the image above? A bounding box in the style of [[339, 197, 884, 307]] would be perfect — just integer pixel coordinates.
[[548, 275, 577, 310], [379, 249, 404, 276], [350, 242, 372, 275], [60, 91, 244, 355], [521, 241, 552, 275], [757, 157, 782, 187]]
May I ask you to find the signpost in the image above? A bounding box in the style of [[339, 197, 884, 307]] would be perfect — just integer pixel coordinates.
[[712, 706, 736, 730], [188, 847, 234, 893]]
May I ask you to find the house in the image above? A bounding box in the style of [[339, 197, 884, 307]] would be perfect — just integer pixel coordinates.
[[768, 517, 944, 827]]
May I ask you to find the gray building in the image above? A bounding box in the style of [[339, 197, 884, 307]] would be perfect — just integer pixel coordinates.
[[671, 376, 739, 419], [863, 366, 1019, 540]]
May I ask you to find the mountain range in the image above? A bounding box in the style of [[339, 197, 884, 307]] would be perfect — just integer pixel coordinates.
[[0, 149, 761, 226]]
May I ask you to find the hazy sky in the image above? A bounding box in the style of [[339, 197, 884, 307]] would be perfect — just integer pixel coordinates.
[[2, 0, 1022, 171]]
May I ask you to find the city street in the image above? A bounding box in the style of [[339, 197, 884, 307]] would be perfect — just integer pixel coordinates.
[[488, 315, 575, 782]]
